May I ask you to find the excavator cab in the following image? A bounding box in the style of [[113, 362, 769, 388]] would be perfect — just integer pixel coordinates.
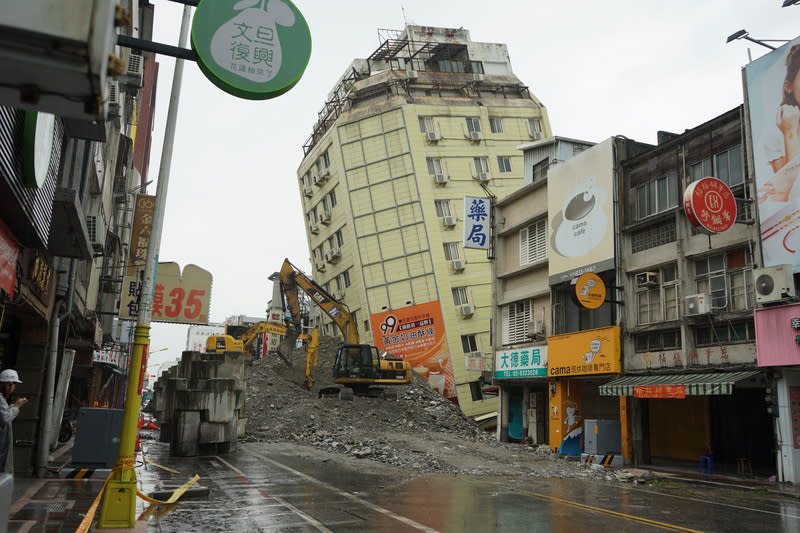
[[333, 344, 411, 389]]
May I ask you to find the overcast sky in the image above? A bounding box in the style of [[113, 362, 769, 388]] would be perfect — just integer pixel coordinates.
[[145, 0, 800, 369]]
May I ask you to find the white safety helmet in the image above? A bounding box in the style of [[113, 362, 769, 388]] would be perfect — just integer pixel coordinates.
[[0, 369, 22, 384]]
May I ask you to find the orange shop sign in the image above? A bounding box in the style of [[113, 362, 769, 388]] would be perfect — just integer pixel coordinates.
[[547, 326, 621, 377], [633, 385, 686, 399]]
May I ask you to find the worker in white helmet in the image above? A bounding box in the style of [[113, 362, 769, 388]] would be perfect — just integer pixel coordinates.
[[0, 369, 27, 474]]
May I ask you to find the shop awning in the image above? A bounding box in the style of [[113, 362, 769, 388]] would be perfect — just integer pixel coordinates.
[[599, 371, 760, 397]]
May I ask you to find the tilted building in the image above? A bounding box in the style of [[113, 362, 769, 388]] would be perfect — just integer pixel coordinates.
[[296, 25, 551, 418]]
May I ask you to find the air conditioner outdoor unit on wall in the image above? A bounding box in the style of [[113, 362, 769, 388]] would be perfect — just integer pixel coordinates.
[[685, 294, 710, 316], [406, 70, 419, 79], [303, 186, 313, 197], [309, 224, 319, 234], [434, 173, 449, 184], [442, 215, 456, 227], [426, 131, 442, 142], [452, 259, 465, 271], [315, 261, 326, 271], [475, 172, 490, 183], [754, 264, 796, 304], [528, 319, 544, 337], [635, 271, 659, 287], [460, 304, 475, 316], [468, 131, 482, 141], [320, 211, 331, 224]]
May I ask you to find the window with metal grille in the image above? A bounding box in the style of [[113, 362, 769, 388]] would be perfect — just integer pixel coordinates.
[[435, 199, 452, 217], [694, 320, 755, 346], [520, 219, 547, 265], [631, 221, 677, 253], [86, 216, 98, 242], [694, 247, 753, 311], [452, 287, 469, 306], [633, 329, 681, 353], [443, 242, 461, 260], [636, 263, 679, 325], [501, 300, 530, 344]]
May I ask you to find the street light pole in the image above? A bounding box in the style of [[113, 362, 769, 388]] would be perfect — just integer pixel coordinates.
[[98, 4, 192, 528]]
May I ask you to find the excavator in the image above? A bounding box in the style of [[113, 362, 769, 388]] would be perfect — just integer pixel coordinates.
[[275, 258, 412, 398]]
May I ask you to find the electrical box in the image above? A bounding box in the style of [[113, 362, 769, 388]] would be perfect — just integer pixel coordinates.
[[72, 408, 124, 468], [583, 419, 621, 455]]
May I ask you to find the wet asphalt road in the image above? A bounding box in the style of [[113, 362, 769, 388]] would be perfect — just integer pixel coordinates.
[[139, 441, 800, 533]]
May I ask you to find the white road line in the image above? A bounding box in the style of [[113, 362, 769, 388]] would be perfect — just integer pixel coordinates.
[[245, 449, 441, 532], [212, 455, 333, 532]]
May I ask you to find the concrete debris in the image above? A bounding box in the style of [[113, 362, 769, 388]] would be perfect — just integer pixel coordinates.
[[242, 336, 634, 485]]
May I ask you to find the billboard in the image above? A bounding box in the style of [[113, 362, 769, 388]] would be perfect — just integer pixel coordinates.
[[120, 262, 212, 324], [754, 302, 800, 367], [494, 346, 547, 379], [463, 196, 490, 250], [745, 37, 800, 270], [547, 326, 620, 377], [186, 324, 225, 352], [547, 138, 615, 284], [369, 300, 456, 398]]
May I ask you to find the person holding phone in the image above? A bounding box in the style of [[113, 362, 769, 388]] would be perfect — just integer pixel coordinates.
[[0, 369, 27, 474]]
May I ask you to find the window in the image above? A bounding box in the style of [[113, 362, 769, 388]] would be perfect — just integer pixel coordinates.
[[452, 287, 469, 306], [427, 157, 443, 175], [339, 270, 351, 288], [501, 300, 530, 344], [694, 247, 753, 311], [489, 118, 503, 133], [419, 116, 434, 133], [328, 188, 337, 207], [435, 199, 452, 217], [473, 157, 489, 173], [461, 334, 478, 353], [322, 196, 331, 212], [690, 145, 743, 187], [465, 117, 481, 134], [695, 320, 755, 346], [497, 156, 512, 173], [633, 330, 681, 353], [635, 172, 678, 220], [532, 157, 549, 181], [520, 219, 547, 265], [528, 118, 543, 136], [636, 263, 679, 325], [443, 242, 461, 260], [334, 229, 344, 246]]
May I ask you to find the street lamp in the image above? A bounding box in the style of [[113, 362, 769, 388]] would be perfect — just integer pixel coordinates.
[[726, 29, 790, 51]]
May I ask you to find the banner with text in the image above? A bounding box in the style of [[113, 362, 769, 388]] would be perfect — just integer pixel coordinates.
[[463, 197, 490, 250], [495, 346, 547, 379]]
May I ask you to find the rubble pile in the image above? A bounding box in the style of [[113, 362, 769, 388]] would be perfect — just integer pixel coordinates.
[[242, 336, 646, 483]]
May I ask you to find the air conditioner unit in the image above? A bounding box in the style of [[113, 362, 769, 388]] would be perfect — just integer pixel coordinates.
[[108, 81, 120, 108], [468, 131, 482, 141], [434, 173, 449, 184], [470, 350, 484, 359], [309, 224, 319, 234], [86, 215, 104, 253], [754, 264, 796, 304], [475, 172, 490, 183], [459, 304, 476, 316], [426, 131, 442, 142], [303, 186, 313, 197], [312, 174, 322, 186], [528, 319, 544, 337], [320, 211, 332, 224], [333, 290, 344, 301], [406, 70, 419, 79], [452, 259, 465, 271], [685, 294, 710, 316], [315, 261, 326, 272], [472, 73, 485, 82], [123, 53, 144, 88], [442, 215, 457, 227], [319, 167, 330, 179], [635, 271, 659, 287], [326, 247, 341, 262]]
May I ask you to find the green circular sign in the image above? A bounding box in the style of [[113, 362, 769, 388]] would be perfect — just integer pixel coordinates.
[[191, 0, 312, 100]]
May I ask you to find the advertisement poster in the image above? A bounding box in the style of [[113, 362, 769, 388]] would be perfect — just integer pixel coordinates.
[[547, 138, 615, 284], [120, 263, 212, 324], [370, 300, 456, 398], [547, 326, 621, 377], [744, 36, 800, 270]]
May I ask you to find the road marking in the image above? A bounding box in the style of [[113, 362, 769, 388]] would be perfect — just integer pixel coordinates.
[[513, 488, 703, 532], [245, 450, 440, 532], [629, 485, 800, 519], [213, 455, 332, 532]]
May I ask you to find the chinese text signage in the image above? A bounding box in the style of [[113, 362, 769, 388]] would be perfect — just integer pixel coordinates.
[[547, 326, 621, 377], [463, 197, 490, 250], [120, 262, 212, 324], [683, 177, 737, 234], [192, 0, 311, 100], [495, 346, 547, 379], [633, 385, 686, 399], [0, 220, 18, 296], [370, 301, 456, 398]]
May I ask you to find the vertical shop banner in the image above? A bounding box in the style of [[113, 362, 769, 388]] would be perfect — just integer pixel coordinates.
[[495, 346, 547, 379], [463, 197, 490, 250], [744, 36, 800, 270], [120, 263, 213, 324], [547, 138, 615, 284], [0, 219, 19, 296], [370, 300, 456, 398], [127, 194, 155, 276]]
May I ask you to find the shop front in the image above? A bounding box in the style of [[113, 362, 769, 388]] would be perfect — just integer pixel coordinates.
[[547, 326, 621, 457], [495, 345, 548, 444]]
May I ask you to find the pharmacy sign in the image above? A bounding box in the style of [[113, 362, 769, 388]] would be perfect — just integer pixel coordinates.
[[192, 0, 311, 100]]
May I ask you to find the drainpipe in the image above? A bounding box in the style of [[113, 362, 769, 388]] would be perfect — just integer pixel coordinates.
[[35, 140, 89, 477]]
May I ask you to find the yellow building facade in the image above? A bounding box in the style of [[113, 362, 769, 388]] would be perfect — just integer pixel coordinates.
[[297, 25, 551, 418]]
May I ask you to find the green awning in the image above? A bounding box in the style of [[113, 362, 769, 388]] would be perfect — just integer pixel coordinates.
[[599, 370, 760, 397]]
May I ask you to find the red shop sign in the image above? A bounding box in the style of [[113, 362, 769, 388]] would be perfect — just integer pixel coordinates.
[[683, 177, 737, 234], [0, 219, 19, 296], [633, 385, 686, 399]]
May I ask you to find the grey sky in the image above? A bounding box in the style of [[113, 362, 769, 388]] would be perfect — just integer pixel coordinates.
[[147, 0, 800, 367]]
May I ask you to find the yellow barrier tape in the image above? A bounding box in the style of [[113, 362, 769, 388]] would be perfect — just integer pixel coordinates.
[[136, 474, 201, 505], [145, 458, 182, 474], [74, 472, 114, 533]]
